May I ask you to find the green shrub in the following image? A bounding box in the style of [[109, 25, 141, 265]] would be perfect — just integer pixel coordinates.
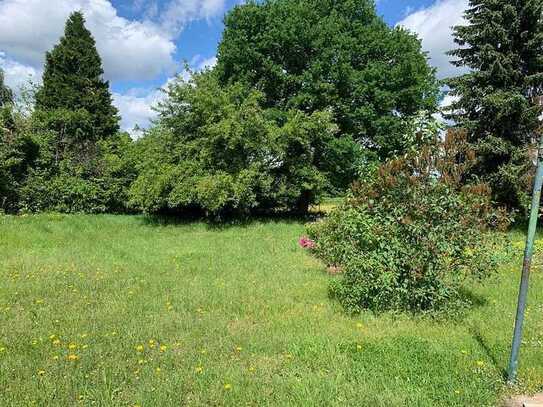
[[0, 106, 39, 212], [129, 72, 336, 218], [19, 131, 136, 214], [307, 130, 509, 313]]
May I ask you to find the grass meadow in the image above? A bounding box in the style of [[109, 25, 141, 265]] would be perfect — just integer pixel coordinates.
[[1, 214, 543, 406]]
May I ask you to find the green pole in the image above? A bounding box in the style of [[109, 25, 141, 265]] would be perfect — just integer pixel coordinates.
[[507, 133, 543, 384]]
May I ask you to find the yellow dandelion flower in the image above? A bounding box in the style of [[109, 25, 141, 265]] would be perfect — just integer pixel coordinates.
[[136, 345, 144, 352], [148, 340, 155, 348], [224, 383, 232, 390], [49, 334, 56, 340], [155, 367, 161, 373], [37, 370, 45, 376], [52, 339, 61, 345], [67, 354, 79, 361], [195, 366, 204, 374], [0, 347, 5, 352], [52, 355, 59, 360], [138, 359, 145, 365], [356, 322, 363, 329], [235, 346, 242, 352], [248, 366, 255, 373], [68, 343, 77, 350], [356, 344, 363, 351], [476, 360, 485, 367], [159, 345, 167, 352]]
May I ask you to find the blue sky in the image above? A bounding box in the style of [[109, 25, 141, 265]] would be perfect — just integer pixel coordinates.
[[107, 0, 438, 94], [0, 0, 467, 133]]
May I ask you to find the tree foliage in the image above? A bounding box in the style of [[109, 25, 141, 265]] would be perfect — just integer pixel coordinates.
[[0, 106, 39, 212], [0, 13, 134, 214], [130, 72, 343, 217], [35, 11, 119, 148], [307, 130, 509, 313], [19, 131, 137, 214], [0, 69, 14, 107], [446, 0, 543, 212], [216, 0, 438, 159]]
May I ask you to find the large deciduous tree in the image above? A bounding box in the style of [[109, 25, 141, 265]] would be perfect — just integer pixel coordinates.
[[216, 0, 438, 159], [35, 11, 119, 153], [446, 0, 543, 212]]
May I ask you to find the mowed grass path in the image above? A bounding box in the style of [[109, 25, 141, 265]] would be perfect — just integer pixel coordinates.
[[1, 215, 542, 406]]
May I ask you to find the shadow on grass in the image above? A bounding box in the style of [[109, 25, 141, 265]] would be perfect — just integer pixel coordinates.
[[139, 208, 323, 230], [458, 287, 489, 308], [470, 327, 508, 380]]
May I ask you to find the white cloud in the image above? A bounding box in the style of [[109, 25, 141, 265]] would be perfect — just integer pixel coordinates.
[[112, 55, 217, 136], [112, 87, 165, 136], [0, 52, 40, 92], [160, 0, 226, 36], [398, 0, 468, 79], [0, 0, 176, 81]]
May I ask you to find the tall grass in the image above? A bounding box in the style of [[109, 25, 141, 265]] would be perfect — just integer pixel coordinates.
[[0, 214, 542, 406]]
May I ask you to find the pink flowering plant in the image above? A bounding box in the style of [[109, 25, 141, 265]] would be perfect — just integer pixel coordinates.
[[298, 236, 316, 250]]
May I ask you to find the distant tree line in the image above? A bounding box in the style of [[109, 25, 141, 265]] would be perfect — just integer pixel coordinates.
[[0, 0, 541, 218]]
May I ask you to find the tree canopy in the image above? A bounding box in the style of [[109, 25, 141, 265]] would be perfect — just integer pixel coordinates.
[[216, 0, 438, 158]]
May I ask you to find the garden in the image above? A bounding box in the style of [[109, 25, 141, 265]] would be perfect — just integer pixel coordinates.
[[1, 0, 542, 405]]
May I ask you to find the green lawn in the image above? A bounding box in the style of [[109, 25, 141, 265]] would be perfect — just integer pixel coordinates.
[[0, 214, 542, 406]]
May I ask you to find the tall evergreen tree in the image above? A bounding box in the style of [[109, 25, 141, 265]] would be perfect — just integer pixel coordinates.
[[0, 69, 13, 107], [36, 12, 119, 143], [446, 0, 543, 211]]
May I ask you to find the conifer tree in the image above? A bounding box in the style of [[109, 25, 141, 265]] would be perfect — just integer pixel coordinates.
[[447, 0, 543, 211], [36, 12, 119, 143]]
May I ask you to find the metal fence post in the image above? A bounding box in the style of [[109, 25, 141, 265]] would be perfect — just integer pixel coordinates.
[[506, 132, 543, 383]]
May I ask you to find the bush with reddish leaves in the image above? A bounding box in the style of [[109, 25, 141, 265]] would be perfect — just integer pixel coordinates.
[[307, 130, 510, 313]]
